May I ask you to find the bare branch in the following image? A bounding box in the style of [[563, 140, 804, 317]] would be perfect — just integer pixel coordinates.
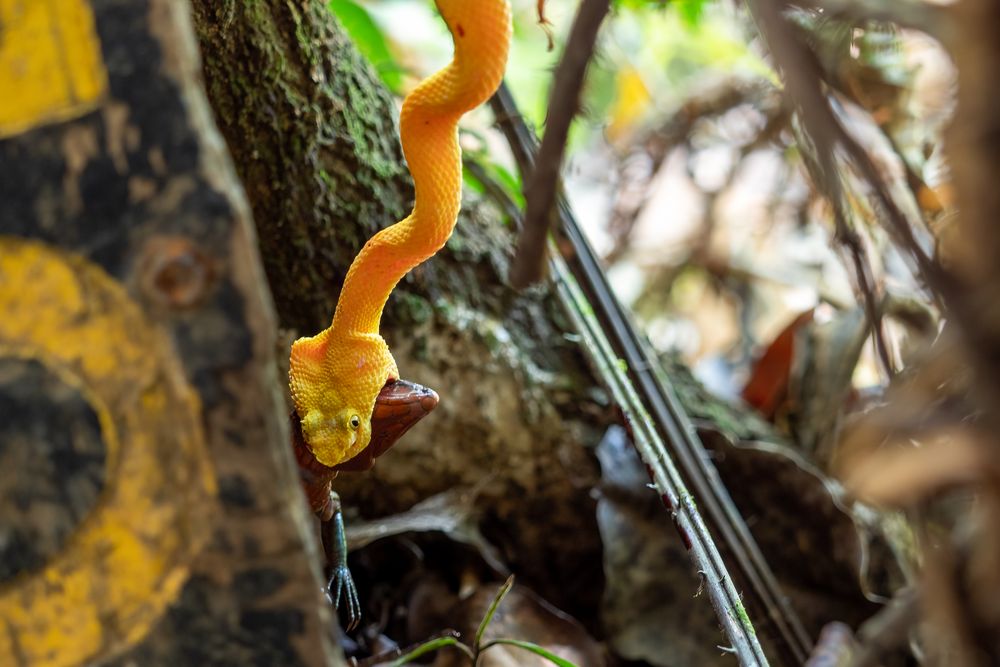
[[509, 0, 611, 289]]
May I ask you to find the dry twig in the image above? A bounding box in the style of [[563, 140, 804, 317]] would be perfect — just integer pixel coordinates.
[[509, 0, 610, 289]]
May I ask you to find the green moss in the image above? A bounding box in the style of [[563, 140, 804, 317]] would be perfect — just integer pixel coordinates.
[[393, 291, 433, 325], [729, 599, 755, 636], [287, 3, 318, 69]]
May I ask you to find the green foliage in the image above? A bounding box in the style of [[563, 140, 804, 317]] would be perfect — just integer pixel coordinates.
[[462, 158, 524, 209], [462, 165, 486, 196], [328, 0, 403, 91], [674, 0, 708, 27], [389, 576, 579, 667], [613, 0, 707, 26]]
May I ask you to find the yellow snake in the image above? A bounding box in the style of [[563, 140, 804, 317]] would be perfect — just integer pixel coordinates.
[[289, 0, 512, 466]]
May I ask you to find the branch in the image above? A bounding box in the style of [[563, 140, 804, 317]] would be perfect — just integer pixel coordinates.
[[509, 0, 611, 289]]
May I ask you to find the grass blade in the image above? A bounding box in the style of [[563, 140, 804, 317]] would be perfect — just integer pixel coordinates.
[[481, 638, 579, 667], [388, 636, 471, 666], [474, 575, 515, 649]]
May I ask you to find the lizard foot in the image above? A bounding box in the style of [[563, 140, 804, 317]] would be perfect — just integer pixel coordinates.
[[321, 490, 362, 631], [325, 562, 361, 632]]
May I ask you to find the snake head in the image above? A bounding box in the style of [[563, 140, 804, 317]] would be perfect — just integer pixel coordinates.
[[290, 332, 405, 467]]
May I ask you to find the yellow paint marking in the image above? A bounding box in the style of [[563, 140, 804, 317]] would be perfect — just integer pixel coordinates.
[[0, 238, 216, 667], [0, 0, 108, 138]]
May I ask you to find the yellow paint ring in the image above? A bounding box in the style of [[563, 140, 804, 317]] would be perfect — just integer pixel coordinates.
[[0, 237, 216, 666]]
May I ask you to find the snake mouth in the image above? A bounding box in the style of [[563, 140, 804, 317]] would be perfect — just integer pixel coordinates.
[[332, 379, 439, 472]]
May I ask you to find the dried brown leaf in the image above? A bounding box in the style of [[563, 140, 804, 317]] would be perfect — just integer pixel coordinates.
[[841, 430, 987, 507]]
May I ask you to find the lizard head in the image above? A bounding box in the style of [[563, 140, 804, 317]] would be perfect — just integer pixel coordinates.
[[298, 402, 371, 467]]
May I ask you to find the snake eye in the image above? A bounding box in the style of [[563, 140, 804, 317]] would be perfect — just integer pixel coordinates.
[[349, 415, 360, 430]]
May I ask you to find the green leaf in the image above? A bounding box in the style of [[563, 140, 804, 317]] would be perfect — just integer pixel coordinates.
[[388, 636, 472, 666], [328, 0, 403, 91], [482, 639, 580, 667], [485, 162, 524, 208], [462, 166, 486, 194], [675, 0, 706, 27], [475, 575, 515, 650]]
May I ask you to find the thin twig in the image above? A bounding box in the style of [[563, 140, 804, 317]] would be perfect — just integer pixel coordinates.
[[805, 138, 896, 377], [509, 0, 610, 289]]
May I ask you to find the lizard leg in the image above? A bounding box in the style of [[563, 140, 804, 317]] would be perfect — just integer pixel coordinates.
[[320, 490, 361, 631]]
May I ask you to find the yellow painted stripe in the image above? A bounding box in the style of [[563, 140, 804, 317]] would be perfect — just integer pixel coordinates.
[[0, 0, 108, 138]]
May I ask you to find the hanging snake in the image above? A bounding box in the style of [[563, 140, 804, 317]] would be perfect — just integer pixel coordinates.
[[289, 0, 512, 469], [287, 0, 512, 623]]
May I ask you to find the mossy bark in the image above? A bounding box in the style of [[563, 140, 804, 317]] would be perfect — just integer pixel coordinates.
[[190, 0, 411, 332]]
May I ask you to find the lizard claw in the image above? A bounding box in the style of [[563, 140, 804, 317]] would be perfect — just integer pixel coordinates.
[[320, 490, 362, 631], [326, 564, 361, 632]]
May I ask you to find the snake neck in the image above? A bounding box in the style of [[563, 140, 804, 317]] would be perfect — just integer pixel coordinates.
[[324, 0, 512, 340], [327, 131, 457, 337]]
